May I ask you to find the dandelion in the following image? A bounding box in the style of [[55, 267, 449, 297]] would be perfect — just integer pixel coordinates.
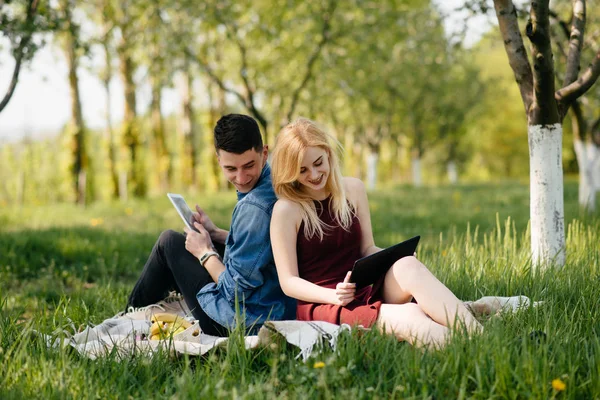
[[313, 361, 325, 369], [90, 218, 103, 227], [552, 378, 566, 391], [125, 207, 133, 216]]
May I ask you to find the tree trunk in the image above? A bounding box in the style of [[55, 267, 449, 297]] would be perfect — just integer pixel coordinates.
[[574, 139, 598, 211], [101, 36, 119, 199], [63, 3, 87, 206], [151, 77, 169, 191], [118, 32, 145, 197], [181, 65, 198, 189], [447, 161, 458, 184], [216, 83, 229, 191], [528, 124, 565, 267], [411, 151, 422, 187], [366, 148, 378, 190]]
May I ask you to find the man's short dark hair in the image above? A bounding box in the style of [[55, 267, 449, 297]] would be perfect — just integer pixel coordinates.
[[214, 114, 263, 154]]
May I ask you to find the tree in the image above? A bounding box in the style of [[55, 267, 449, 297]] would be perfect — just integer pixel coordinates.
[[492, 0, 600, 267], [0, 0, 56, 113], [550, 6, 600, 211], [182, 0, 340, 142], [58, 0, 88, 205], [114, 0, 146, 198], [310, 0, 448, 188]]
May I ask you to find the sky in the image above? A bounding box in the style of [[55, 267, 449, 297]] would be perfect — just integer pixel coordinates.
[[0, 0, 495, 143]]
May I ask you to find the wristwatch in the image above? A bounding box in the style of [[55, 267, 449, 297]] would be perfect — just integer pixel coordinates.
[[199, 251, 221, 267]]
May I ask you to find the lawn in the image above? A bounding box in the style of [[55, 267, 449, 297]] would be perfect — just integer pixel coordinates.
[[1, 180, 599, 399]]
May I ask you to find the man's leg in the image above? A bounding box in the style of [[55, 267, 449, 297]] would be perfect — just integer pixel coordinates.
[[126, 230, 213, 317]]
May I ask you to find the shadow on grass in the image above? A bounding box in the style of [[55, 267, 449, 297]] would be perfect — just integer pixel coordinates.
[[0, 227, 159, 281]]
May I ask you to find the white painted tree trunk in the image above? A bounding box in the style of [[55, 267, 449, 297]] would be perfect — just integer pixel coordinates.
[[447, 161, 458, 184], [411, 156, 422, 187], [528, 124, 565, 268], [589, 143, 600, 197], [574, 139, 598, 212], [366, 151, 378, 190], [595, 153, 600, 193]]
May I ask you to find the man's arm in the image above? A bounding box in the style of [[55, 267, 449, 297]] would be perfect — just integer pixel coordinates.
[[214, 202, 273, 305], [184, 222, 225, 282]]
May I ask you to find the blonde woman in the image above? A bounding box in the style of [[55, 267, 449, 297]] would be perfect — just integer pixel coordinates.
[[270, 118, 481, 347]]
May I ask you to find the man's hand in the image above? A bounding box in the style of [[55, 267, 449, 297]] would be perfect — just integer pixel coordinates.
[[184, 222, 215, 260], [331, 271, 356, 306], [192, 205, 218, 237]]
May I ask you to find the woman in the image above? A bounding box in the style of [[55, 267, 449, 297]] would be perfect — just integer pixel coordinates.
[[270, 118, 481, 347]]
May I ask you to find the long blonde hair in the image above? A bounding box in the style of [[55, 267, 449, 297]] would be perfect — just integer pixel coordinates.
[[272, 118, 354, 240]]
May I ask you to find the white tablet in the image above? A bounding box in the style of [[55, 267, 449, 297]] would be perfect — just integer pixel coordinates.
[[167, 193, 197, 231]]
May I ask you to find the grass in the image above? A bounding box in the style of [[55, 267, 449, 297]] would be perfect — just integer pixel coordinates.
[[1, 180, 599, 399]]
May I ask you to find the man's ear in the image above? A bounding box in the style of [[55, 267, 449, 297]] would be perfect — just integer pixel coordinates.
[[262, 145, 269, 165]]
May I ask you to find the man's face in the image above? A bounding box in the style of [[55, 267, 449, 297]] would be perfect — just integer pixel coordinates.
[[217, 147, 268, 193]]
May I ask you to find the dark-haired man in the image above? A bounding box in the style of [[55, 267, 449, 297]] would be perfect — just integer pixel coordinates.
[[126, 114, 295, 336]]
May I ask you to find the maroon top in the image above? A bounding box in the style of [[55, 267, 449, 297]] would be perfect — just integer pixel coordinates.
[[295, 197, 383, 327]]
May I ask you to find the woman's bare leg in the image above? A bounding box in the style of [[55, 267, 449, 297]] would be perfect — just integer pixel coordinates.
[[377, 303, 449, 347], [382, 256, 482, 334]]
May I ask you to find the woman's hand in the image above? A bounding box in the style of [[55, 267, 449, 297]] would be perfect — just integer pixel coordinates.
[[331, 271, 356, 306]]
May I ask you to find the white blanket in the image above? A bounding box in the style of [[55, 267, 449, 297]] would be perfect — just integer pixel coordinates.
[[38, 294, 541, 361]]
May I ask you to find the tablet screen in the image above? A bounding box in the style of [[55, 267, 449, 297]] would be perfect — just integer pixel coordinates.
[[167, 193, 195, 231]]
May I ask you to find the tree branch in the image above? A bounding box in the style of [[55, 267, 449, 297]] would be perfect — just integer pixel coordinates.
[[0, 0, 38, 113], [492, 0, 534, 114], [555, 49, 600, 104], [591, 115, 600, 146], [286, 0, 337, 122], [213, 15, 268, 132], [569, 99, 587, 141], [560, 0, 586, 117], [548, 9, 571, 39], [183, 47, 246, 106]]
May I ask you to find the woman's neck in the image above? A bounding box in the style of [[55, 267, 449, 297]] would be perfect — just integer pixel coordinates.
[[303, 187, 329, 201]]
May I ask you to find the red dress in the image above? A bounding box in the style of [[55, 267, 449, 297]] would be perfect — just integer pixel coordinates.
[[295, 197, 383, 327]]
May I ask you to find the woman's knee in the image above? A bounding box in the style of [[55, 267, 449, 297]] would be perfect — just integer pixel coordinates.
[[391, 256, 428, 285]]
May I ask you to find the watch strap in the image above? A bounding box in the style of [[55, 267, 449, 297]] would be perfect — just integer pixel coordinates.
[[199, 251, 220, 267]]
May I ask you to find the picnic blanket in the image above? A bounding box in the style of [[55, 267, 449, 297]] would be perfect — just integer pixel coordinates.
[[38, 294, 541, 361]]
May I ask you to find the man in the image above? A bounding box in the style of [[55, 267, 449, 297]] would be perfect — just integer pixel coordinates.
[[126, 114, 295, 336]]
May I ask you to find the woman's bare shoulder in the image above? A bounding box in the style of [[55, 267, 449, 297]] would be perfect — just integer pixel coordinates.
[[342, 177, 366, 200], [273, 198, 303, 217], [343, 176, 365, 190]]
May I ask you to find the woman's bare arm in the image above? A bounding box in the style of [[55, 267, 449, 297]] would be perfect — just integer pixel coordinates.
[[270, 199, 354, 306], [344, 177, 382, 257]]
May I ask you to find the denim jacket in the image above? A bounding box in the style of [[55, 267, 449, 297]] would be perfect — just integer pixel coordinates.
[[196, 164, 296, 332]]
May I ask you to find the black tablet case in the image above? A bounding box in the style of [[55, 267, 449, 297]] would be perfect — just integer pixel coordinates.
[[350, 235, 420, 288]]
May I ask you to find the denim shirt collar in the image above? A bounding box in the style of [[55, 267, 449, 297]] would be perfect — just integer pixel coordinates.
[[236, 164, 271, 201]]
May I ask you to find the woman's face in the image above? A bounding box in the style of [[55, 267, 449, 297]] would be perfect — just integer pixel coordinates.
[[297, 146, 330, 195]]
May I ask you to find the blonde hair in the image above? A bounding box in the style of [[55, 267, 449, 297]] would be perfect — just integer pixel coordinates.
[[272, 118, 354, 240]]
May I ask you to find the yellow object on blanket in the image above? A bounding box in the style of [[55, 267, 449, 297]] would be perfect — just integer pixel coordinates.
[[149, 313, 192, 340]]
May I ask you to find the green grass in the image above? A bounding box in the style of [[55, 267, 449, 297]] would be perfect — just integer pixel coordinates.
[[1, 180, 599, 399]]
